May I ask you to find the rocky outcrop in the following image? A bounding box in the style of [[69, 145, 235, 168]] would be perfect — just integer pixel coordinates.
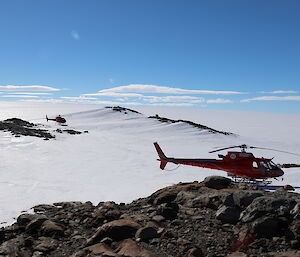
[[0, 118, 86, 139], [0, 177, 300, 257]]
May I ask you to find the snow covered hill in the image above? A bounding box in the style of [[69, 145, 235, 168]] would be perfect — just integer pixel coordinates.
[[0, 102, 299, 225]]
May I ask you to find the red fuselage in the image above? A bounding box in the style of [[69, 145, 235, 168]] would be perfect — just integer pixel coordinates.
[[154, 143, 284, 179]]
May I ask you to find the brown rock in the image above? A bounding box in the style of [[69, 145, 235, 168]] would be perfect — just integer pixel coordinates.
[[40, 220, 64, 237], [87, 219, 141, 246], [116, 239, 157, 257], [73, 243, 118, 257]]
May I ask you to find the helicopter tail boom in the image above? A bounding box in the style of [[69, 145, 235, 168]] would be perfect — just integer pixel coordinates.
[[154, 142, 168, 170]]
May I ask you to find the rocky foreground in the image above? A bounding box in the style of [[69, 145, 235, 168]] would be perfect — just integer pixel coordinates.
[[1, 176, 300, 257]]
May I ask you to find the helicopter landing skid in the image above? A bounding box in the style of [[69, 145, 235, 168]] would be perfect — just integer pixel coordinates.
[[227, 173, 273, 186]]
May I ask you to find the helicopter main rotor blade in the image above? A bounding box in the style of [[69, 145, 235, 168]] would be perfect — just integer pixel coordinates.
[[249, 146, 300, 156], [209, 145, 244, 153]]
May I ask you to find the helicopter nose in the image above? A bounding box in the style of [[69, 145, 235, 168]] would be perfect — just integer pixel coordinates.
[[277, 169, 284, 177]]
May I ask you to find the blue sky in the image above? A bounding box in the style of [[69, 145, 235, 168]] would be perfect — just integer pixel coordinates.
[[0, 0, 300, 113]]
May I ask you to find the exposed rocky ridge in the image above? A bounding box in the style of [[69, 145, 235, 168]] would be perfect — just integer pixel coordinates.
[[148, 114, 233, 135], [105, 106, 141, 114], [0, 118, 55, 139], [1, 176, 300, 257], [0, 118, 85, 139]]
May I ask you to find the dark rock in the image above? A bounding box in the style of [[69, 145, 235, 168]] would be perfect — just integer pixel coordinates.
[[187, 247, 204, 257], [153, 190, 178, 205], [216, 205, 240, 224], [203, 176, 232, 190], [191, 193, 224, 209], [17, 214, 40, 227], [225, 191, 264, 209], [33, 237, 58, 252], [240, 196, 295, 223], [251, 216, 280, 238], [25, 216, 48, 234], [136, 226, 159, 242], [156, 202, 179, 220]]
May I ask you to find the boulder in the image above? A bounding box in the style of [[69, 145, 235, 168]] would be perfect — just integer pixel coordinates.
[[203, 176, 232, 190], [240, 196, 295, 223], [136, 226, 159, 242], [73, 243, 118, 257], [87, 219, 141, 245], [25, 216, 48, 234], [116, 239, 157, 257], [187, 247, 204, 257], [216, 205, 240, 224], [40, 220, 64, 237], [156, 203, 179, 220], [224, 191, 264, 209], [251, 216, 280, 238]]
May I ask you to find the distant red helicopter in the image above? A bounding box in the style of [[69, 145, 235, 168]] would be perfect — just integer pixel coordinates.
[[154, 142, 300, 180], [46, 115, 66, 124]]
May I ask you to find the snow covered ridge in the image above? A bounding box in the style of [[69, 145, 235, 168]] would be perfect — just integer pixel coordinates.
[[148, 114, 233, 135]]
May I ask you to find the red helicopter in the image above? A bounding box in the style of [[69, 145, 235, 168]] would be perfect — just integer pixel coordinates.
[[46, 115, 66, 124], [154, 142, 300, 180]]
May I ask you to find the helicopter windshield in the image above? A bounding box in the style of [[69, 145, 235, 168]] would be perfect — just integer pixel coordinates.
[[259, 161, 277, 170]]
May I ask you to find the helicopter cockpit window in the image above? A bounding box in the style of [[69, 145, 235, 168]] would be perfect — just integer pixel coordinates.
[[252, 162, 258, 168], [259, 162, 269, 170]]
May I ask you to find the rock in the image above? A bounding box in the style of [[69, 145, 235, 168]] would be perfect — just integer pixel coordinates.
[[227, 252, 248, 257], [151, 215, 165, 223], [156, 202, 179, 220], [187, 247, 204, 257], [291, 203, 300, 218], [25, 216, 48, 234], [136, 226, 159, 242], [191, 193, 223, 210], [40, 220, 64, 237], [224, 191, 264, 209], [153, 190, 178, 205], [73, 243, 118, 257], [216, 205, 240, 224], [17, 214, 40, 227], [116, 239, 157, 257], [33, 204, 57, 213], [33, 237, 58, 252], [240, 196, 295, 223], [87, 219, 141, 245], [203, 176, 232, 190], [251, 216, 280, 238]]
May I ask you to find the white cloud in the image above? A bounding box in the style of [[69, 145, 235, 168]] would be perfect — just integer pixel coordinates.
[[206, 98, 233, 104], [99, 84, 244, 95], [261, 90, 298, 94], [241, 96, 300, 102], [21, 99, 64, 103], [61, 96, 97, 100], [148, 103, 194, 106], [3, 92, 52, 95], [71, 30, 80, 40], [0, 95, 39, 98], [83, 92, 144, 98], [0, 85, 60, 91], [143, 95, 202, 103]]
